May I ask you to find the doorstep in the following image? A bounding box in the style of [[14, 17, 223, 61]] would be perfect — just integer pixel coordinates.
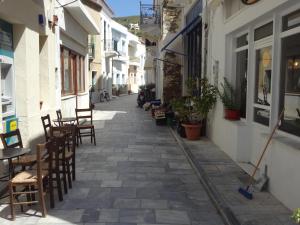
[[170, 128, 296, 225]]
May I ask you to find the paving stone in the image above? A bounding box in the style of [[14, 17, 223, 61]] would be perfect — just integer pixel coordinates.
[[114, 199, 141, 208], [155, 210, 190, 224], [119, 209, 155, 223], [98, 209, 119, 223], [141, 199, 168, 209], [101, 180, 123, 187], [111, 187, 137, 198], [81, 209, 100, 223]]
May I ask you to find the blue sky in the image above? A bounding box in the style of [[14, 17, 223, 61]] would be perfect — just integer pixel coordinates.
[[106, 0, 153, 17]]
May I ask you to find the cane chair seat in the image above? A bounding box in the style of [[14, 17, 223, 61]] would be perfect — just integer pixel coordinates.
[[11, 170, 48, 184]]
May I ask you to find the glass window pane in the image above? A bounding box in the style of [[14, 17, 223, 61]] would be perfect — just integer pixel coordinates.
[[254, 46, 272, 125], [283, 9, 300, 32], [236, 34, 248, 48], [81, 57, 85, 92], [280, 33, 300, 136], [254, 107, 270, 126], [254, 46, 272, 106], [236, 49, 248, 118], [254, 22, 273, 41], [76, 56, 81, 92], [63, 49, 70, 93]]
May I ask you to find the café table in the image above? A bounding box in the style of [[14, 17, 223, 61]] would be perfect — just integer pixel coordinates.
[[0, 148, 31, 180], [53, 117, 76, 126]]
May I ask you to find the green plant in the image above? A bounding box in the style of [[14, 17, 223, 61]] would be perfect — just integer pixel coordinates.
[[292, 208, 300, 224], [170, 78, 218, 123], [219, 77, 240, 110], [170, 97, 189, 122]]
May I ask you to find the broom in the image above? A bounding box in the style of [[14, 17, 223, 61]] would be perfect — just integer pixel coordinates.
[[238, 109, 285, 199]]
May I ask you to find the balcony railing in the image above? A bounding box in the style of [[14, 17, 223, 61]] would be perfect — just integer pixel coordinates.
[[140, 3, 161, 26], [88, 43, 95, 59]]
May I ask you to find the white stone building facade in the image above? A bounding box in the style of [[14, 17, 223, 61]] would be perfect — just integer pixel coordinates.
[[205, 0, 300, 210]]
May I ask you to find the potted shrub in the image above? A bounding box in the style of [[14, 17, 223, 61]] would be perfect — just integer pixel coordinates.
[[171, 78, 218, 140], [292, 208, 300, 224], [170, 97, 189, 138], [219, 77, 241, 120]]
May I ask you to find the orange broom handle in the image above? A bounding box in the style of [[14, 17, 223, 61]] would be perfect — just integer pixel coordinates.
[[247, 109, 285, 187]]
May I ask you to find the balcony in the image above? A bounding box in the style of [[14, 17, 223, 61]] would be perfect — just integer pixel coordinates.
[[129, 56, 140, 66], [88, 43, 95, 59], [103, 39, 119, 58], [140, 3, 161, 41]]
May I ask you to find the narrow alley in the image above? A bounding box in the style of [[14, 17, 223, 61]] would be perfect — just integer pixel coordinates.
[[0, 94, 224, 224]]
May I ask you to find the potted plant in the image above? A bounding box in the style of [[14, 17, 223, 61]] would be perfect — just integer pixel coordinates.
[[292, 208, 300, 224], [219, 77, 241, 120], [171, 78, 218, 140], [170, 97, 189, 138]]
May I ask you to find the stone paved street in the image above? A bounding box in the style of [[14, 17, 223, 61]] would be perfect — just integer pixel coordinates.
[[0, 94, 224, 225]]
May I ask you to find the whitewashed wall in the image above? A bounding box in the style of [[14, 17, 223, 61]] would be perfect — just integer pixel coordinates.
[[205, 0, 300, 210]]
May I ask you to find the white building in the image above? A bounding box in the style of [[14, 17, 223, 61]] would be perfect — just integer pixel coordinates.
[[100, 3, 118, 97], [55, 0, 100, 117], [129, 23, 140, 31], [111, 20, 129, 95], [205, 0, 300, 210], [128, 32, 146, 93]]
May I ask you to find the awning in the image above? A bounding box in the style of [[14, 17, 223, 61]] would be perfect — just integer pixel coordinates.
[[65, 0, 100, 34], [161, 16, 201, 52]]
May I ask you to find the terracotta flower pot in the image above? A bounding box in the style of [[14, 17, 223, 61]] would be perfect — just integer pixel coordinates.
[[177, 123, 186, 138], [182, 123, 202, 140], [224, 109, 240, 120]]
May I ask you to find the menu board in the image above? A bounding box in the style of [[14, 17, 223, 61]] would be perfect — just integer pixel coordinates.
[[0, 19, 13, 52]]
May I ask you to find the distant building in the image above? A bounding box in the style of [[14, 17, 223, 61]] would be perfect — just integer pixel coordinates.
[[129, 23, 140, 31]]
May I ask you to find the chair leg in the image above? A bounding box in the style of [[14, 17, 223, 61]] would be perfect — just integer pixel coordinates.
[[9, 182, 15, 221], [78, 130, 82, 144], [62, 164, 68, 194], [66, 160, 72, 189], [72, 157, 75, 181], [93, 128, 96, 146], [90, 128, 93, 143], [56, 171, 63, 201], [48, 176, 55, 208], [38, 181, 47, 218]]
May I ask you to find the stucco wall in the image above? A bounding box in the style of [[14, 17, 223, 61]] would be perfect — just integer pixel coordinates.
[[206, 0, 300, 210]]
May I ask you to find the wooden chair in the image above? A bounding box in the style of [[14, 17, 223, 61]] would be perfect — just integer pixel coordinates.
[[9, 143, 49, 220], [41, 114, 52, 141], [0, 129, 36, 175], [50, 125, 76, 189], [56, 110, 63, 127], [32, 135, 65, 207], [75, 108, 96, 145]]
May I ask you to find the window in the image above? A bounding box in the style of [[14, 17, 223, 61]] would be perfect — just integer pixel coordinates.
[[77, 56, 85, 93], [236, 50, 248, 118], [254, 22, 273, 41], [186, 22, 202, 79], [235, 33, 248, 118], [237, 33, 248, 48], [104, 21, 106, 51], [254, 46, 272, 125], [113, 40, 118, 52], [62, 49, 73, 94], [60, 47, 85, 96], [279, 33, 300, 136], [283, 9, 300, 32]]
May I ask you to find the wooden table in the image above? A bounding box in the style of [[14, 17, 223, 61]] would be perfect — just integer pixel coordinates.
[[53, 117, 76, 126], [0, 148, 31, 179]]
